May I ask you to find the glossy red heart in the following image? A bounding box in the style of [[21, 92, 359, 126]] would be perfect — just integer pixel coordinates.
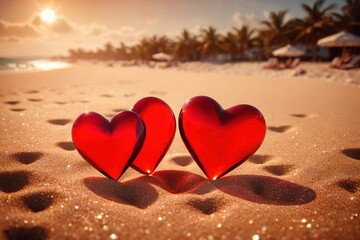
[[179, 96, 266, 180], [72, 111, 145, 180], [131, 97, 176, 174]]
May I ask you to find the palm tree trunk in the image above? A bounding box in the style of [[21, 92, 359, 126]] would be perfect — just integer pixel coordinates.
[[312, 45, 317, 61]]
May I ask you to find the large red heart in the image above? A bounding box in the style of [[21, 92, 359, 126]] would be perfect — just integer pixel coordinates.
[[179, 96, 266, 180], [131, 97, 176, 174], [72, 111, 145, 180]]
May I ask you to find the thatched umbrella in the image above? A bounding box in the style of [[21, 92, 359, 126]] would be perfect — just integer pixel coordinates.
[[272, 45, 305, 57], [317, 31, 360, 47], [152, 52, 172, 61]]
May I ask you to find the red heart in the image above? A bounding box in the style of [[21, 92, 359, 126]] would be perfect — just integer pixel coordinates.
[[131, 97, 176, 174], [179, 96, 266, 180], [72, 111, 145, 180]]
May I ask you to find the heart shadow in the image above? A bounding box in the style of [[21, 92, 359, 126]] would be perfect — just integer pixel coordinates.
[[213, 175, 316, 205], [83, 176, 158, 209], [151, 170, 215, 195], [84, 172, 316, 207]]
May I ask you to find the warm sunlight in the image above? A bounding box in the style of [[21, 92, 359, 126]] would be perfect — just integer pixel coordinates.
[[40, 8, 56, 24]]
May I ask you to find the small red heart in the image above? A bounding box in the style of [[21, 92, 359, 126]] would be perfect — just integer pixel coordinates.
[[179, 96, 266, 180], [72, 111, 145, 180], [131, 97, 176, 174]]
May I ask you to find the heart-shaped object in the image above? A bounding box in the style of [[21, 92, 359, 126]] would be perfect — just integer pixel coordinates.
[[131, 97, 176, 174], [179, 96, 266, 180], [72, 111, 145, 180]]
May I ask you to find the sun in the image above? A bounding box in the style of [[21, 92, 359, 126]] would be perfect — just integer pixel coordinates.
[[40, 8, 56, 24]]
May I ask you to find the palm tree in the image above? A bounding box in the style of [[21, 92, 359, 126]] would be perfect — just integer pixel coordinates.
[[174, 29, 200, 61], [157, 35, 173, 54], [68, 48, 87, 59], [134, 38, 150, 60], [115, 42, 130, 60], [295, 0, 337, 60], [133, 35, 173, 61], [233, 26, 255, 59], [221, 32, 237, 61], [261, 10, 292, 46], [200, 26, 224, 60], [252, 30, 270, 59], [334, 0, 360, 34], [104, 42, 115, 60]]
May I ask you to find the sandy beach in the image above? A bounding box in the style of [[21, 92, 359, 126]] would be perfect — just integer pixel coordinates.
[[0, 62, 359, 239]]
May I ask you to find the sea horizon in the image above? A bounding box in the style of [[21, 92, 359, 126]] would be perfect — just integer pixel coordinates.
[[0, 57, 71, 73]]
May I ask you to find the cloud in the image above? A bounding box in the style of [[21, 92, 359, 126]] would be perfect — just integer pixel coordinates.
[[0, 36, 21, 43], [233, 12, 261, 29], [189, 25, 202, 35], [51, 17, 74, 33], [0, 14, 152, 54], [31, 15, 74, 34], [103, 27, 148, 45], [262, 11, 270, 21], [88, 24, 106, 36], [8, 36, 20, 42], [0, 19, 39, 38]]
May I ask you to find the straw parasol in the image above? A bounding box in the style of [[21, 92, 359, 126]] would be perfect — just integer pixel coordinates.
[[317, 31, 360, 47], [152, 52, 172, 61], [272, 44, 305, 57]]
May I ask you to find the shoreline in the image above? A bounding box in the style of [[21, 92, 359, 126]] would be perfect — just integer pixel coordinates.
[[2, 60, 358, 88]]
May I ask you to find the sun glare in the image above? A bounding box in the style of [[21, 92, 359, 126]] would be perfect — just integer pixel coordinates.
[[40, 8, 56, 24]]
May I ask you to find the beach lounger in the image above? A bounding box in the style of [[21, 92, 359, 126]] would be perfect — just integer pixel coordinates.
[[330, 57, 341, 68], [263, 58, 279, 69], [341, 55, 360, 70], [290, 58, 301, 69]]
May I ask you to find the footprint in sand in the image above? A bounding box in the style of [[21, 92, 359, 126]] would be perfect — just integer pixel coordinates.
[[124, 93, 135, 97], [170, 155, 193, 167], [24, 90, 40, 94], [341, 148, 360, 160], [10, 108, 26, 112], [290, 113, 318, 118], [27, 98, 43, 102], [54, 101, 67, 105], [4, 101, 20, 105], [21, 192, 56, 212], [268, 125, 295, 133], [47, 119, 72, 126], [56, 141, 75, 151], [187, 197, 223, 215], [248, 154, 274, 164], [337, 179, 359, 193], [118, 80, 133, 84], [100, 94, 114, 98], [263, 164, 294, 176], [11, 152, 44, 165], [0, 171, 30, 193], [4, 226, 49, 240], [149, 90, 166, 96]]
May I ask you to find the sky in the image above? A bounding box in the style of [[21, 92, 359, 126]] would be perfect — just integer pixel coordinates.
[[0, 0, 344, 57]]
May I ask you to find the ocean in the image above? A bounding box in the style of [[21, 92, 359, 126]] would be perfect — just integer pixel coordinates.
[[0, 58, 70, 73]]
